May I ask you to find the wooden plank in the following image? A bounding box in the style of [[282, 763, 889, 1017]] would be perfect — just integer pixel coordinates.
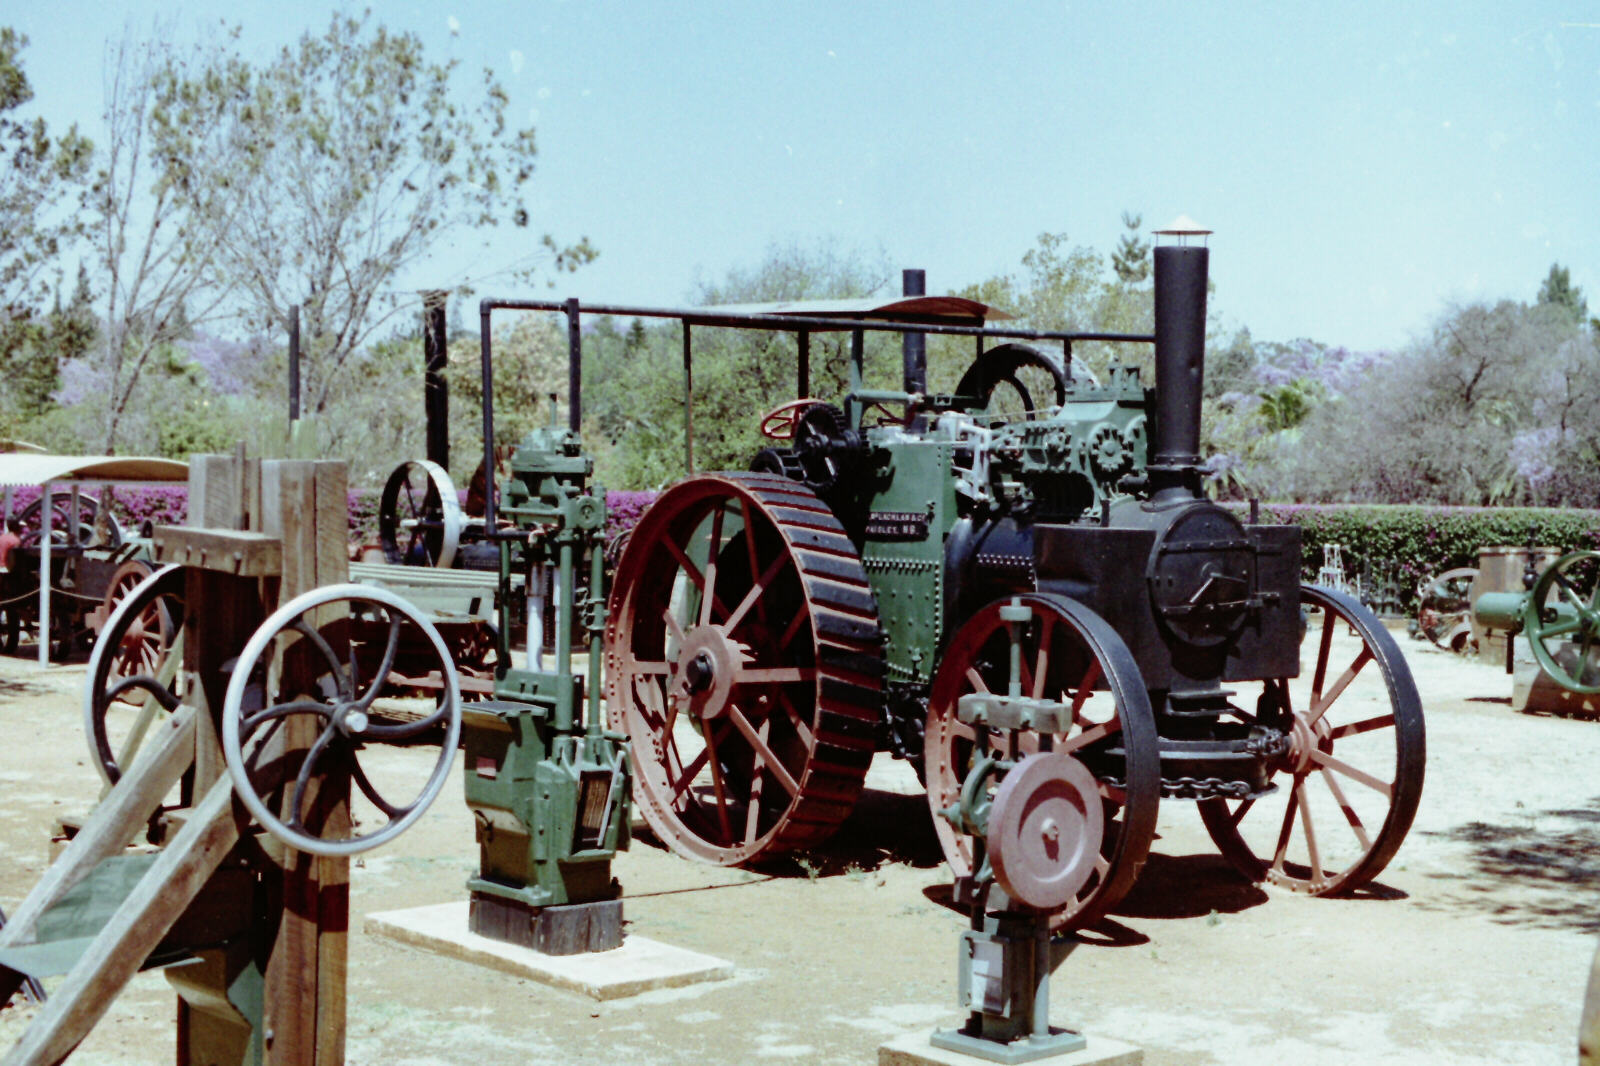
[[243, 457, 262, 533], [313, 462, 349, 587], [190, 456, 240, 532], [0, 708, 197, 954], [151, 527, 282, 577], [261, 459, 349, 1066], [263, 461, 317, 602], [1, 776, 243, 1066], [313, 465, 351, 1065], [185, 570, 264, 797]]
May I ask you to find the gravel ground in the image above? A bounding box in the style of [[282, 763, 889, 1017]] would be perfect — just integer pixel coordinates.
[[2, 629, 1597, 1065]]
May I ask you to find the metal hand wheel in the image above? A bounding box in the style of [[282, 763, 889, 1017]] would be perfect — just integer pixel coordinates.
[[221, 584, 462, 856], [758, 398, 823, 440]]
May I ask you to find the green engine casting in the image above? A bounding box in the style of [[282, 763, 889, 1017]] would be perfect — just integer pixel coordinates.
[[460, 418, 632, 953]]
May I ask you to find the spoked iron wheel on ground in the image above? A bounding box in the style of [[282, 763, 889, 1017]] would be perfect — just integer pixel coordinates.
[[1198, 585, 1425, 894], [1416, 566, 1479, 652], [605, 472, 885, 865], [923, 593, 1160, 931]]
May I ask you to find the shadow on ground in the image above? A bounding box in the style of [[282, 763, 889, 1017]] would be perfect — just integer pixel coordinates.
[[762, 786, 945, 877], [1114, 852, 1270, 920], [915, 850, 1279, 947], [1417, 796, 1600, 933], [0, 673, 48, 699], [632, 786, 945, 880]]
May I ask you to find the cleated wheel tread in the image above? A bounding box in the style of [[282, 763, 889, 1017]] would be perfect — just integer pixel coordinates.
[[606, 473, 884, 865]]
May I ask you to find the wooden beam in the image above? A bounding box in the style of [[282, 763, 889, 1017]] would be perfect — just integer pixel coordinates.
[[151, 528, 282, 578], [0, 708, 197, 952], [2, 776, 244, 1066]]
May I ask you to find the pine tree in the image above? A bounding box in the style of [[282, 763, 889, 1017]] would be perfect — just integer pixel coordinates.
[[1537, 263, 1588, 324], [1110, 211, 1151, 284]]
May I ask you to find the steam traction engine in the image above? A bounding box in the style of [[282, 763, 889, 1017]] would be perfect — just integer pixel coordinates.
[[603, 231, 1425, 927]]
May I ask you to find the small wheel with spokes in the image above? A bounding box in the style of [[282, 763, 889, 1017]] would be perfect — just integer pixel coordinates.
[[221, 584, 462, 856], [16, 490, 122, 549], [1198, 584, 1425, 894], [954, 343, 1070, 423]]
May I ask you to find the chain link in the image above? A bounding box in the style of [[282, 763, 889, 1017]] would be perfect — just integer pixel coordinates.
[[1098, 775, 1257, 800]]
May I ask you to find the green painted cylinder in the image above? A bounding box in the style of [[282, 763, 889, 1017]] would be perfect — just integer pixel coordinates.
[[1473, 591, 1527, 633]]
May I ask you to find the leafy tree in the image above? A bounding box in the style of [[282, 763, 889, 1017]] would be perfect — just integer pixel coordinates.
[[0, 29, 93, 443], [0, 266, 96, 434], [940, 220, 1156, 388], [1282, 300, 1597, 505], [580, 240, 892, 488], [0, 29, 92, 317], [200, 11, 595, 422], [63, 29, 254, 453]]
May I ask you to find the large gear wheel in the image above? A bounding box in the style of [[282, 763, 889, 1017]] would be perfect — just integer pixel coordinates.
[[792, 402, 856, 495], [605, 472, 885, 865]]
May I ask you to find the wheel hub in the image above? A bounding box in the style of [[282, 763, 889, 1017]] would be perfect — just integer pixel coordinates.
[[1283, 711, 1329, 775], [670, 625, 749, 721]]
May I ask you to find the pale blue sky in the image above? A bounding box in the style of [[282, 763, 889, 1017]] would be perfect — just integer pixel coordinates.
[[9, 2, 1598, 351]]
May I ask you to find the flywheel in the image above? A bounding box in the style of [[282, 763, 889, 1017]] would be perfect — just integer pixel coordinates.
[[605, 472, 885, 865]]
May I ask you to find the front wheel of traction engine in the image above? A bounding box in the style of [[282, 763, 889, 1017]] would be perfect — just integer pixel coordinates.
[[605, 472, 885, 866], [1197, 584, 1425, 895], [924, 593, 1160, 931]]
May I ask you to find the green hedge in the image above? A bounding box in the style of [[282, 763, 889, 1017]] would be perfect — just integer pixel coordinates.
[[1227, 503, 1600, 612]]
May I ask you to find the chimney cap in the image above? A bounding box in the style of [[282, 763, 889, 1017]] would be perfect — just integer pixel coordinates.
[[1154, 214, 1212, 237]]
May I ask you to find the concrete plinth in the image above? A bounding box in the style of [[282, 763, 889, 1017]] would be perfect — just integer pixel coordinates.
[[363, 901, 734, 1001], [878, 1032, 1141, 1066], [1513, 644, 1600, 715]]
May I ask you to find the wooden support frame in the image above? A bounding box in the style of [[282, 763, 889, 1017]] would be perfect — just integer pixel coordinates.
[[2, 455, 356, 1066]]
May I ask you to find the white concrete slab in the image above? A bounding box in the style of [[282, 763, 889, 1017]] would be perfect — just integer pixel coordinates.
[[879, 1031, 1142, 1066], [363, 900, 735, 1001]]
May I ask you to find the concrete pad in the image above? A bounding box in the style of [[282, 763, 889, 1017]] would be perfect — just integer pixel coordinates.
[[363, 900, 734, 1001], [879, 1031, 1141, 1066]]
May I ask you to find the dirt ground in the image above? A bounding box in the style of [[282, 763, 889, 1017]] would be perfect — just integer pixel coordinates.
[[2, 629, 1597, 1066]]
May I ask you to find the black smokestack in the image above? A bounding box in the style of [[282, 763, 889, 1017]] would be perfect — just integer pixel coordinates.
[[1151, 244, 1208, 498], [423, 290, 449, 469], [901, 268, 926, 394]]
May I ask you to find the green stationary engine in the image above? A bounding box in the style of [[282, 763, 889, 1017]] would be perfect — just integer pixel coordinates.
[[459, 372, 631, 953]]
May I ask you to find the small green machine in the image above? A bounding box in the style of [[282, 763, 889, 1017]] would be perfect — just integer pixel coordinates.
[[927, 597, 1113, 1062], [1473, 549, 1600, 695], [461, 302, 633, 955]]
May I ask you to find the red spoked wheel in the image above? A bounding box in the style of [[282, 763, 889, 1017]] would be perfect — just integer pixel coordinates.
[[1198, 585, 1425, 894], [85, 563, 185, 786], [925, 593, 1160, 930], [605, 472, 885, 865], [97, 560, 177, 672]]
